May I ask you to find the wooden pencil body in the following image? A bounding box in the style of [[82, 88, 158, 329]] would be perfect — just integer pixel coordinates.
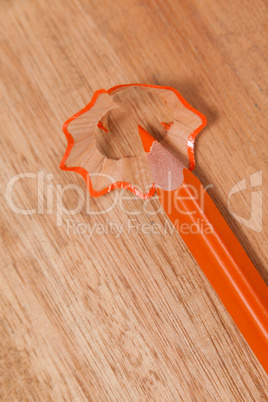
[[157, 169, 268, 373]]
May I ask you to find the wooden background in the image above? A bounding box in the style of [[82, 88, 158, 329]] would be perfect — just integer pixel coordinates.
[[1, 0, 267, 400]]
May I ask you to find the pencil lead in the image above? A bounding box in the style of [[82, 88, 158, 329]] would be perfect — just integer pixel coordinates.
[[137, 125, 157, 153]]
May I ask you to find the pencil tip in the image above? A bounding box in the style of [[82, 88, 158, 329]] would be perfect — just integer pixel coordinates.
[[138, 125, 157, 153]]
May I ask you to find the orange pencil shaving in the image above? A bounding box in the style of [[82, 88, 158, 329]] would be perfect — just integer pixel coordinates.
[[138, 125, 268, 373]]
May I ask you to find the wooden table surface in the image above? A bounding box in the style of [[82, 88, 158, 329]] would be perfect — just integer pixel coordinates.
[[1, 0, 267, 400]]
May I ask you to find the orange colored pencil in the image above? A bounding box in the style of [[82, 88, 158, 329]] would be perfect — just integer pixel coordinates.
[[138, 125, 268, 373]]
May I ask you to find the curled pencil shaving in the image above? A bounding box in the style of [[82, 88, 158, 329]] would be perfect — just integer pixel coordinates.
[[60, 84, 207, 199]]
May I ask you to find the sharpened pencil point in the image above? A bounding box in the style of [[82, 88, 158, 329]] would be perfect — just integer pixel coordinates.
[[138, 125, 157, 153]]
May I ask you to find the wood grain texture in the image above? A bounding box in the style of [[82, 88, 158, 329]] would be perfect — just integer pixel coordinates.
[[0, 0, 267, 400]]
